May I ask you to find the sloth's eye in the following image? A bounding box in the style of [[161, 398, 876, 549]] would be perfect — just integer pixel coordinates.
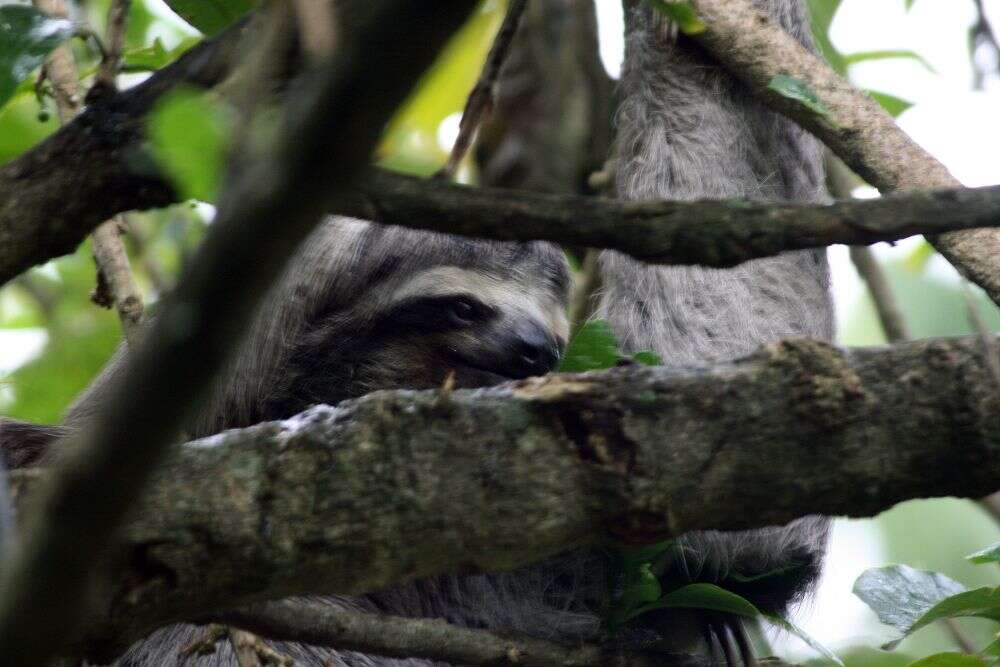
[[450, 298, 477, 325]]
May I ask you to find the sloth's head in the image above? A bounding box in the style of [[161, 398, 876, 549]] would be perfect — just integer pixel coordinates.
[[252, 219, 571, 423]]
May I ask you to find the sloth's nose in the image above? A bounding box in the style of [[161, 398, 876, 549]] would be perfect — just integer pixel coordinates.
[[506, 321, 560, 378]]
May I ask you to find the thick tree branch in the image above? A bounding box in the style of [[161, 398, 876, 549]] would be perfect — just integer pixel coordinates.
[[7, 335, 997, 660], [0, 2, 477, 664], [683, 0, 1000, 306], [215, 600, 658, 667]]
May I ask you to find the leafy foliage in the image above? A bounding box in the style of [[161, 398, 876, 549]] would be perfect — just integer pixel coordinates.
[[161, 0, 254, 36], [147, 89, 233, 203], [0, 6, 74, 108], [854, 565, 1000, 650], [558, 320, 661, 372], [646, 0, 707, 35], [768, 74, 838, 125], [967, 543, 1000, 566]]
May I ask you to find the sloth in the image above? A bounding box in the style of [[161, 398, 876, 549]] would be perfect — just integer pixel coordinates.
[[0, 0, 834, 663]]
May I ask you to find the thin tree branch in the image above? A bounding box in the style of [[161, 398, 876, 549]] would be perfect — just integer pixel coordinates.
[[92, 0, 132, 97], [824, 153, 912, 344], [682, 0, 1000, 307], [0, 2, 478, 664], [848, 246, 910, 343], [439, 0, 528, 179], [215, 600, 658, 667], [31, 0, 145, 343], [348, 169, 1000, 268], [6, 335, 998, 661]]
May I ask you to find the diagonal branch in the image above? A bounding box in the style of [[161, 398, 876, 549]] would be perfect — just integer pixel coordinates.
[[7, 335, 998, 661], [0, 2, 478, 664], [214, 600, 659, 667], [681, 0, 1000, 306]]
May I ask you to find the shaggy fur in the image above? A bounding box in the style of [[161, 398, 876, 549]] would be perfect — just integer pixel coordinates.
[[2, 0, 835, 663]]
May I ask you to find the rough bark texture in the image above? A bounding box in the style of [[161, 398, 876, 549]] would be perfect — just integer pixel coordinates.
[[9, 335, 998, 661], [215, 600, 659, 667], [352, 170, 1000, 268], [0, 3, 477, 664], [0, 19, 249, 286], [684, 0, 1000, 304]]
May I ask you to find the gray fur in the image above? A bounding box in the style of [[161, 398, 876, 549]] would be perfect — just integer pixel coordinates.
[[593, 0, 835, 656], [57, 1, 835, 663]]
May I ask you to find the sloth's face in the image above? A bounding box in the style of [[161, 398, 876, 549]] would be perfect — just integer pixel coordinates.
[[351, 289, 568, 396], [280, 262, 570, 412]]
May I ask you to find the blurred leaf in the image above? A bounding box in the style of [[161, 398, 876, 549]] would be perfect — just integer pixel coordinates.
[[122, 36, 199, 72], [0, 6, 75, 108], [906, 654, 988, 667], [632, 351, 662, 366], [147, 89, 232, 202], [627, 583, 843, 664], [559, 320, 620, 372], [902, 240, 937, 274], [905, 0, 916, 10], [844, 49, 936, 73], [646, 0, 707, 35], [867, 90, 915, 117], [854, 565, 1000, 650], [379, 5, 502, 172], [807, 0, 847, 74], [161, 0, 254, 36], [0, 89, 58, 164], [967, 543, 1000, 565], [768, 75, 838, 126]]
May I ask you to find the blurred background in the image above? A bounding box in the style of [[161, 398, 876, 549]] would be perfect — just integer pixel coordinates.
[[0, 0, 997, 663]]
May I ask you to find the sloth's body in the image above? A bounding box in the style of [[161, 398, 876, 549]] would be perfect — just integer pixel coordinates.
[[0, 0, 835, 663]]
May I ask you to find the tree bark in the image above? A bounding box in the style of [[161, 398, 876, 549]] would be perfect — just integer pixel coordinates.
[[9, 335, 998, 661]]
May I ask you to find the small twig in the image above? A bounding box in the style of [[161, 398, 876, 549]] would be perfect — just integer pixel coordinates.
[[569, 250, 602, 336], [438, 0, 528, 179], [849, 246, 911, 343], [971, 0, 1000, 90], [90, 217, 144, 344], [825, 154, 911, 344], [961, 282, 1000, 387], [943, 618, 979, 655], [229, 628, 294, 667], [960, 282, 1000, 527], [215, 599, 658, 667], [178, 624, 227, 658], [91, 0, 132, 98]]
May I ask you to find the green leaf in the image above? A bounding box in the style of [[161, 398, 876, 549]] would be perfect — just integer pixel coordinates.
[[767, 74, 838, 126], [806, 0, 846, 74], [967, 542, 1000, 565], [629, 583, 844, 665], [905, 0, 916, 10], [903, 240, 936, 274], [558, 320, 621, 372], [854, 565, 1000, 649], [867, 90, 915, 117], [844, 49, 936, 73], [646, 0, 707, 35], [906, 654, 988, 667], [121, 36, 200, 73], [0, 6, 75, 109], [147, 88, 232, 202], [162, 0, 254, 36], [631, 351, 662, 366]]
